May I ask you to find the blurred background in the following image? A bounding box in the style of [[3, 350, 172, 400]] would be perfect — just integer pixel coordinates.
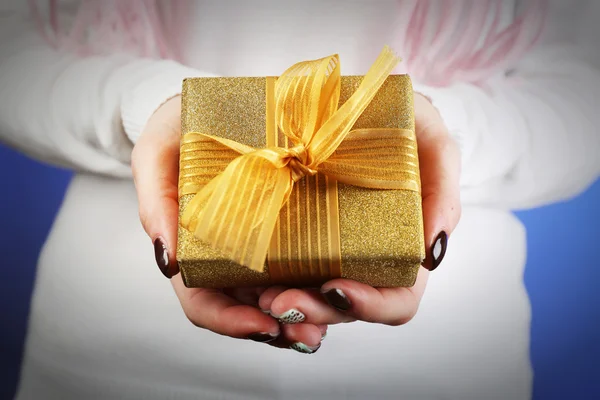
[[0, 143, 599, 400]]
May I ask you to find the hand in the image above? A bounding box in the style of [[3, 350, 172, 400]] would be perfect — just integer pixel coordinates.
[[257, 92, 461, 334], [131, 95, 327, 349], [131, 92, 461, 353]]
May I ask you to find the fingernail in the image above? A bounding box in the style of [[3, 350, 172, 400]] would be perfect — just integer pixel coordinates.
[[290, 342, 321, 354], [429, 231, 448, 271], [247, 332, 279, 343], [321, 331, 327, 341], [154, 237, 173, 278], [321, 288, 351, 311], [272, 308, 305, 324]]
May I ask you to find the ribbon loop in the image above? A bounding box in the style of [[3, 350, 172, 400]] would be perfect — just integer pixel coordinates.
[[275, 54, 341, 147], [181, 46, 414, 272]]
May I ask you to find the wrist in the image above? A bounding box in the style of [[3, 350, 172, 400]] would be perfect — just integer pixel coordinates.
[[413, 91, 449, 142], [139, 95, 182, 142], [121, 61, 208, 145]]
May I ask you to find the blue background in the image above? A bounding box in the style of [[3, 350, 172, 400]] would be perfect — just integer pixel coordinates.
[[0, 144, 599, 400]]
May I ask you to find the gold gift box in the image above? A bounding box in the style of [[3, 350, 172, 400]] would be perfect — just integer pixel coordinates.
[[177, 75, 425, 288]]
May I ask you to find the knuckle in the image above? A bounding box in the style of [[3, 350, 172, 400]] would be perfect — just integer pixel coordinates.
[[387, 298, 420, 326], [453, 201, 463, 225], [388, 315, 411, 327], [388, 309, 417, 327], [131, 137, 149, 165], [184, 312, 203, 329], [445, 134, 460, 151], [130, 146, 142, 175], [446, 188, 462, 231], [270, 288, 304, 311], [180, 291, 209, 330], [434, 135, 457, 155], [359, 312, 378, 324], [138, 208, 150, 232], [283, 288, 306, 302]]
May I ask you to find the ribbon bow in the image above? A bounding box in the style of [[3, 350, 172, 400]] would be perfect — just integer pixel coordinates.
[[181, 46, 416, 272]]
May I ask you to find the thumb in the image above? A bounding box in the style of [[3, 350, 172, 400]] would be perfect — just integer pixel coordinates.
[[414, 92, 462, 271], [131, 96, 182, 278]]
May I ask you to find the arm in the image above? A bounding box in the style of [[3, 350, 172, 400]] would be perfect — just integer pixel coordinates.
[[0, 2, 202, 177], [413, 1, 600, 210], [0, 2, 323, 351]]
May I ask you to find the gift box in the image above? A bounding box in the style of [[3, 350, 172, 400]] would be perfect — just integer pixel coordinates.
[[177, 49, 425, 288]]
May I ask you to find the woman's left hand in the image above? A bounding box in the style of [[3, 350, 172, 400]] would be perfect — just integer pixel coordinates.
[[258, 92, 462, 335]]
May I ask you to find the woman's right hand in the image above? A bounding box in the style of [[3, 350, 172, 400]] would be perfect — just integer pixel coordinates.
[[131, 95, 327, 351]]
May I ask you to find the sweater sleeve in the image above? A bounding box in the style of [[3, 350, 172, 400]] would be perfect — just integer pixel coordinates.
[[413, 1, 600, 210], [0, 2, 206, 177]]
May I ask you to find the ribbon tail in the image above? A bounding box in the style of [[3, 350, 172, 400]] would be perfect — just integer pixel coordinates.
[[308, 46, 401, 167], [193, 153, 292, 272]]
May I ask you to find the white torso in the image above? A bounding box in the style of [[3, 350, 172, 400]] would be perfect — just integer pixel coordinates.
[[18, 175, 531, 400]]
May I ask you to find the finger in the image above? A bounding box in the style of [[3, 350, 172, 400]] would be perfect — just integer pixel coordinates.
[[282, 324, 323, 354], [320, 271, 428, 326], [258, 286, 306, 324], [223, 286, 268, 307], [258, 285, 289, 313], [317, 324, 328, 340], [267, 323, 328, 350], [263, 288, 355, 325], [414, 93, 462, 271], [131, 96, 182, 278], [172, 275, 280, 342]]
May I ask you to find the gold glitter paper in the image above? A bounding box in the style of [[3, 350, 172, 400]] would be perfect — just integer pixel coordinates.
[[177, 75, 425, 288]]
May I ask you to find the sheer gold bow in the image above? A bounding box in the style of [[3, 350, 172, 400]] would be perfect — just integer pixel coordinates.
[[180, 46, 418, 272]]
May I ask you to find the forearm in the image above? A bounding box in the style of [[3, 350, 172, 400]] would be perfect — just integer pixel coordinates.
[[414, 45, 600, 209], [0, 4, 204, 177]]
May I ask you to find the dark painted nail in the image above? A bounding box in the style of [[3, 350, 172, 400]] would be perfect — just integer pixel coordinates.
[[429, 231, 448, 271], [247, 332, 279, 343], [321, 288, 351, 311], [154, 237, 172, 278]]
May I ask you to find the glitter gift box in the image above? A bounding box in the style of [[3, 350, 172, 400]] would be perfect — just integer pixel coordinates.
[[177, 74, 425, 288]]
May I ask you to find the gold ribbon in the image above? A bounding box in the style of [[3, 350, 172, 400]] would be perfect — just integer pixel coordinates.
[[180, 46, 420, 272], [264, 89, 343, 282]]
